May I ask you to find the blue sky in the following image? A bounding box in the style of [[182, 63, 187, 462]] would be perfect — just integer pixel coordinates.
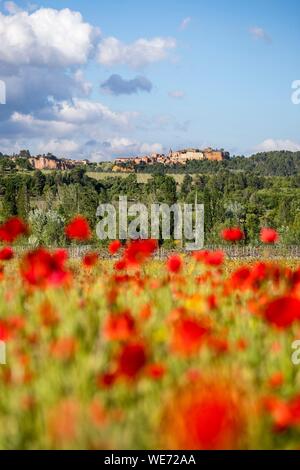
[[0, 0, 299, 160]]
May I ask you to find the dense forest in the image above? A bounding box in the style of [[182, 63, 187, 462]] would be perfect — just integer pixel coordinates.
[[1, 150, 300, 247]]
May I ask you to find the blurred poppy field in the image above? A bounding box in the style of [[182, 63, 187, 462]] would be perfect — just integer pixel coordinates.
[[1, 217, 300, 449]]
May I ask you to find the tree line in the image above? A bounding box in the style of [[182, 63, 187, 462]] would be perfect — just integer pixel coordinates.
[[1, 163, 300, 247]]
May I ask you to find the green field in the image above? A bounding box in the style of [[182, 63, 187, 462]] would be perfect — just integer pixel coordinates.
[[86, 172, 186, 185]]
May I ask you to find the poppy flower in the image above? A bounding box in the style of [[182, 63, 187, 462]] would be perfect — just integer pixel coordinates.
[[221, 227, 244, 242], [82, 252, 99, 267], [48, 399, 80, 445], [204, 250, 224, 266], [260, 228, 279, 244], [103, 311, 135, 341], [207, 294, 218, 310], [171, 317, 208, 356], [65, 216, 91, 241], [0, 320, 10, 341], [109, 240, 122, 255], [268, 372, 284, 389], [265, 394, 300, 431], [20, 248, 70, 288], [39, 301, 60, 327], [229, 267, 252, 290], [264, 296, 300, 328], [0, 246, 13, 261], [207, 336, 229, 354], [139, 304, 152, 320], [123, 239, 158, 267], [114, 259, 127, 271], [193, 250, 224, 267], [264, 396, 291, 431], [0, 217, 28, 243], [146, 363, 166, 380], [117, 341, 147, 379], [288, 395, 300, 427], [236, 338, 248, 351], [50, 337, 77, 361], [97, 372, 117, 388], [161, 375, 251, 449], [89, 399, 107, 427], [167, 255, 183, 274]]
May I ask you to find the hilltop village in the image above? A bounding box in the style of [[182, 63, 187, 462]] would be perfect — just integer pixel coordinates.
[[113, 147, 229, 171]]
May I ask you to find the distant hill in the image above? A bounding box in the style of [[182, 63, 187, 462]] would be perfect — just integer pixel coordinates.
[[228, 151, 300, 176], [1, 149, 300, 177], [132, 150, 300, 177]]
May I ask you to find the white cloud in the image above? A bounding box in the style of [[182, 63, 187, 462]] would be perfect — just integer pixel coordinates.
[[0, 8, 99, 66], [3, 95, 140, 155], [10, 111, 76, 136], [52, 98, 138, 127], [179, 17, 191, 31], [97, 36, 176, 68], [88, 138, 164, 161], [168, 90, 185, 99], [37, 139, 80, 156], [140, 142, 163, 154], [105, 137, 162, 154], [6, 95, 139, 142], [249, 27, 271, 43], [73, 70, 93, 96], [256, 139, 300, 152]]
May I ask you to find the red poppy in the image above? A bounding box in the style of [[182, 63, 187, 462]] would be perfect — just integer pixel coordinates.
[[0, 320, 10, 341], [265, 394, 300, 431], [109, 240, 122, 255], [117, 341, 147, 379], [204, 250, 224, 266], [146, 363, 166, 380], [166, 255, 183, 273], [207, 336, 229, 354], [82, 252, 99, 267], [50, 337, 77, 361], [89, 399, 107, 427], [20, 248, 70, 288], [288, 395, 300, 426], [0, 217, 28, 243], [48, 399, 79, 445], [97, 372, 117, 388], [207, 294, 218, 310], [139, 304, 152, 320], [103, 311, 135, 341], [124, 239, 158, 267], [0, 246, 13, 261], [264, 396, 291, 431], [260, 228, 279, 244], [193, 250, 224, 267], [171, 317, 208, 356], [114, 259, 127, 271], [264, 296, 300, 328], [236, 338, 248, 351], [221, 227, 244, 242], [39, 301, 60, 327], [65, 216, 91, 241], [268, 372, 284, 389], [161, 376, 250, 449]]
